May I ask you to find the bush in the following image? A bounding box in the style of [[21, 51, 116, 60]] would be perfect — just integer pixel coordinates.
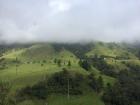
[[17, 81, 48, 100], [79, 60, 91, 71], [88, 73, 104, 93]]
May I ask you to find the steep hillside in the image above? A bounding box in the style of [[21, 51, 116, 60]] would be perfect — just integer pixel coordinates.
[[86, 42, 137, 59], [2, 44, 79, 62], [21, 44, 55, 60]]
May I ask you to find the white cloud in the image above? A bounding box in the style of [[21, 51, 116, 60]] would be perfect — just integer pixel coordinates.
[[48, 0, 72, 15], [0, 0, 140, 43], [0, 19, 37, 43]]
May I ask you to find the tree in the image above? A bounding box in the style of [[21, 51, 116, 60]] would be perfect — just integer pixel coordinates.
[[41, 63, 44, 66], [88, 73, 97, 91], [57, 59, 61, 67], [102, 82, 131, 105], [54, 58, 57, 64], [68, 60, 71, 67], [42, 60, 46, 63], [96, 76, 104, 93], [15, 57, 18, 75], [46, 68, 83, 95], [102, 83, 112, 105], [79, 60, 91, 71], [88, 74, 104, 93], [0, 81, 16, 105]]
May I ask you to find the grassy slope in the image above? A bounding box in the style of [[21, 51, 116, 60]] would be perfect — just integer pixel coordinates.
[[1, 44, 115, 86], [86, 42, 139, 71], [47, 93, 104, 105], [91, 67, 115, 85], [86, 42, 137, 59], [18, 93, 104, 105], [21, 44, 55, 61], [0, 43, 125, 105]]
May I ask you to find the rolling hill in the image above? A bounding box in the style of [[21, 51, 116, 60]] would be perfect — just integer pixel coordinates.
[[0, 42, 140, 105]]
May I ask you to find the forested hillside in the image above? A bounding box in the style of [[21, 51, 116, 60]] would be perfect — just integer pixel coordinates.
[[0, 42, 140, 105]]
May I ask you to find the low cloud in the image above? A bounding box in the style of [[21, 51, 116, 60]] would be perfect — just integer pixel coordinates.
[[0, 0, 140, 43]]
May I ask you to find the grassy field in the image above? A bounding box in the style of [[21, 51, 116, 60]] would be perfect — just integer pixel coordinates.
[[0, 62, 108, 105], [18, 93, 104, 105]]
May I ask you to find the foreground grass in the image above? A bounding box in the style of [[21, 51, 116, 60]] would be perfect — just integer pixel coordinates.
[[0, 63, 115, 91], [18, 93, 104, 105], [0, 62, 113, 105], [0, 63, 88, 91], [48, 93, 104, 105]]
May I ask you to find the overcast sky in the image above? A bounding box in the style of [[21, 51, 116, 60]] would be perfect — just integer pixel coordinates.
[[0, 0, 140, 43]]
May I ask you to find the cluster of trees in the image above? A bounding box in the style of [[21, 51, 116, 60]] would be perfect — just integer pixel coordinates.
[[79, 56, 117, 77], [26, 58, 71, 67], [0, 81, 16, 105], [0, 58, 7, 70], [88, 73, 104, 93], [17, 70, 106, 103], [47, 68, 83, 95], [54, 58, 71, 67], [17, 82, 48, 100], [17, 69, 84, 101], [78, 56, 140, 105], [102, 69, 140, 105], [91, 56, 110, 71], [27, 60, 47, 64], [79, 59, 91, 71]]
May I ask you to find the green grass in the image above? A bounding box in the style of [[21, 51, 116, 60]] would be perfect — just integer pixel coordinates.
[[86, 42, 137, 59], [17, 100, 45, 105], [47, 93, 104, 105], [0, 62, 107, 105], [1, 43, 130, 105], [91, 67, 116, 85], [18, 93, 104, 105], [0, 62, 89, 91], [3, 49, 26, 59], [0, 61, 113, 105], [21, 44, 55, 61], [0, 43, 116, 93], [0, 62, 115, 91]]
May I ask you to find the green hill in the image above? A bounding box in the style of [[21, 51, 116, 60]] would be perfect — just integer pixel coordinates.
[[0, 42, 139, 105], [86, 42, 137, 59]]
